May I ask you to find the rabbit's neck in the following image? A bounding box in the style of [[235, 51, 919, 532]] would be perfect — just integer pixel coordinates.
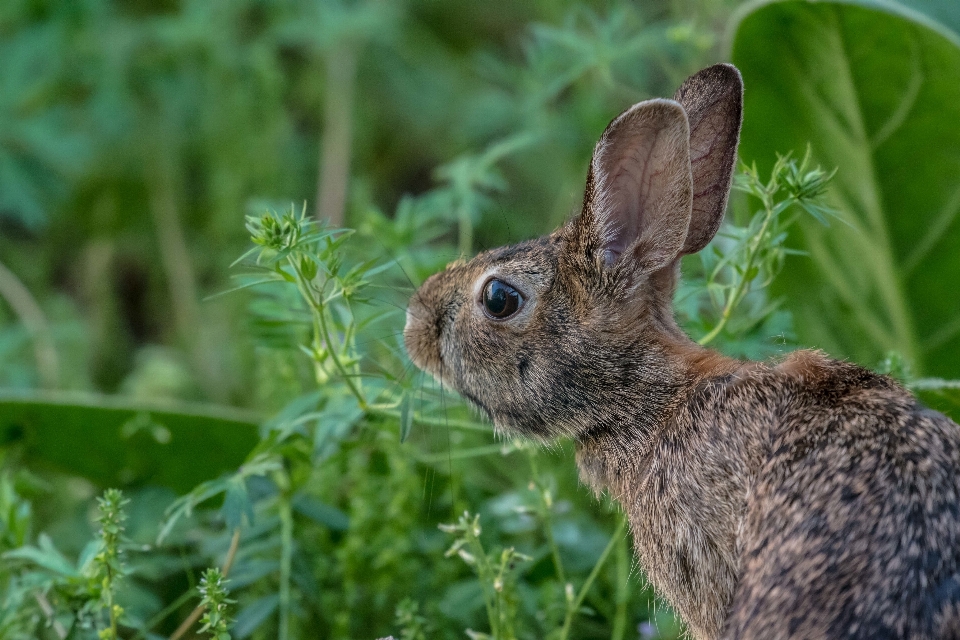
[[575, 341, 756, 640]]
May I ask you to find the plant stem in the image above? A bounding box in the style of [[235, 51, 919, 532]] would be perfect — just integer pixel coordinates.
[[291, 259, 367, 409], [33, 592, 67, 639], [557, 516, 626, 640], [279, 493, 294, 640], [316, 44, 357, 225], [416, 443, 516, 464], [611, 518, 630, 640], [698, 193, 784, 346], [457, 202, 473, 256], [130, 589, 196, 640], [466, 535, 498, 637], [149, 158, 226, 401], [368, 407, 490, 432], [107, 563, 118, 639], [168, 528, 241, 640], [0, 260, 59, 388], [528, 452, 566, 584]]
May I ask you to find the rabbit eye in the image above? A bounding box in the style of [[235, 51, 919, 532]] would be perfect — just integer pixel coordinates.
[[482, 279, 523, 319]]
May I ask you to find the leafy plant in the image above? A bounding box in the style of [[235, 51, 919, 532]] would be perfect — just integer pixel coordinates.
[[677, 149, 837, 357], [440, 512, 531, 640], [93, 489, 128, 640], [197, 568, 235, 640], [731, 0, 960, 382]]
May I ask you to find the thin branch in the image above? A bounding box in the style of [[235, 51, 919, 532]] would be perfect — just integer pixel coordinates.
[[557, 515, 627, 640], [0, 259, 59, 387], [34, 592, 67, 639], [148, 156, 226, 401], [168, 528, 241, 640], [699, 193, 783, 346], [611, 526, 630, 640], [528, 451, 566, 584], [316, 44, 357, 225], [278, 495, 294, 640], [291, 258, 367, 409]]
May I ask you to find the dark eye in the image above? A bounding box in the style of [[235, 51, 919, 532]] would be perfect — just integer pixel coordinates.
[[482, 279, 523, 319]]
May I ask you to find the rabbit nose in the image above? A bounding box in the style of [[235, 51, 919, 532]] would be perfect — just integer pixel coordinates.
[[404, 288, 440, 373], [404, 297, 423, 338]]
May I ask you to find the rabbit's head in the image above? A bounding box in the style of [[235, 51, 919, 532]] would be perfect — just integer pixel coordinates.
[[405, 64, 743, 440]]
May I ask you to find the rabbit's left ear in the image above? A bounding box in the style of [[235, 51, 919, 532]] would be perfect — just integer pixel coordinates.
[[673, 63, 744, 255], [574, 98, 693, 275]]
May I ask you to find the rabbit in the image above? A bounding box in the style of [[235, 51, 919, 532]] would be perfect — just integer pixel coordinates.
[[403, 63, 960, 640]]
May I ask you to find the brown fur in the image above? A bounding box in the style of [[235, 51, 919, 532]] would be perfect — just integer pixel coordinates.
[[404, 64, 960, 639]]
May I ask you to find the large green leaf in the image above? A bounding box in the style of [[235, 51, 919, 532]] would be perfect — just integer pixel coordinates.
[[731, 0, 960, 378], [0, 390, 259, 492]]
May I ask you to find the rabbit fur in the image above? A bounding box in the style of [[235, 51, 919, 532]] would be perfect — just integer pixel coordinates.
[[404, 64, 960, 639]]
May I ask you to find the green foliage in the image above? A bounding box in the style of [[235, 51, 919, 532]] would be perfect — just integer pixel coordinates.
[[1, 487, 132, 640], [440, 512, 530, 640], [198, 568, 234, 640], [395, 598, 431, 640], [732, 0, 960, 379], [0, 1, 958, 639], [679, 150, 836, 352], [94, 489, 128, 640]]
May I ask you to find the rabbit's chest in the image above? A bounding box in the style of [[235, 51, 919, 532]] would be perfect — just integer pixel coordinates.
[[625, 447, 745, 638]]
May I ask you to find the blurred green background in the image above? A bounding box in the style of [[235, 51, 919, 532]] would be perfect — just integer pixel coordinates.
[[1, 0, 959, 639]]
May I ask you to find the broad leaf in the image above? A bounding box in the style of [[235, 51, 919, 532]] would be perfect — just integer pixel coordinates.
[[0, 390, 259, 492], [731, 0, 960, 379]]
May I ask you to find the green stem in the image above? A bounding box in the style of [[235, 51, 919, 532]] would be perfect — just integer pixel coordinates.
[[698, 194, 784, 346], [130, 589, 196, 640], [368, 407, 491, 432], [416, 443, 516, 464], [104, 558, 118, 639], [279, 493, 294, 640], [291, 259, 367, 409], [149, 158, 225, 400], [0, 259, 59, 387], [167, 529, 241, 640], [611, 518, 630, 640], [557, 516, 626, 640], [316, 44, 357, 225], [468, 535, 499, 638], [528, 452, 566, 584], [33, 593, 67, 639]]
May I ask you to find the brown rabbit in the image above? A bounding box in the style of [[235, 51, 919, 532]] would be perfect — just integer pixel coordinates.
[[404, 64, 960, 639]]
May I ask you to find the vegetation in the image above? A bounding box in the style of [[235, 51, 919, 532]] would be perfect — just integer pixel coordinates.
[[1, 1, 958, 639]]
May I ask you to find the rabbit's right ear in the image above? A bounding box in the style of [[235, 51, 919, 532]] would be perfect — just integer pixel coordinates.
[[672, 63, 743, 255]]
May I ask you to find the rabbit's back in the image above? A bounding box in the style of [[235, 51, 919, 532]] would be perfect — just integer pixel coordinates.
[[580, 350, 960, 639], [721, 352, 960, 639]]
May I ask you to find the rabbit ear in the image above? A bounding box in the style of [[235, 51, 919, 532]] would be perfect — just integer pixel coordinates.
[[672, 63, 743, 255], [577, 98, 693, 274]]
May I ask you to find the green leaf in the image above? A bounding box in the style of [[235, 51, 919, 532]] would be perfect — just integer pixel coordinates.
[[291, 493, 349, 531], [311, 392, 363, 462], [732, 0, 960, 378], [232, 594, 280, 639], [222, 478, 254, 531], [0, 390, 259, 492], [3, 533, 78, 577]]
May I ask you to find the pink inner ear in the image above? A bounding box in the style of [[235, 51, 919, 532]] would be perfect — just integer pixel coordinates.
[[600, 142, 659, 259], [588, 99, 693, 272]]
